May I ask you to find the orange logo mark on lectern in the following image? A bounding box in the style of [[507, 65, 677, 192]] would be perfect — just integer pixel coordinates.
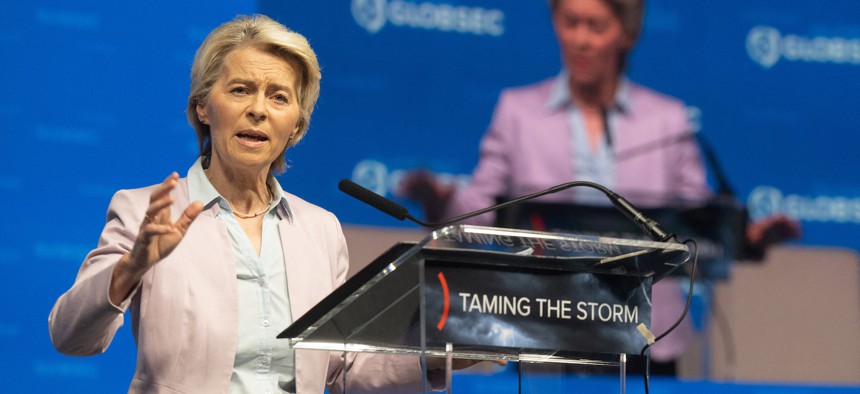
[[436, 272, 450, 331]]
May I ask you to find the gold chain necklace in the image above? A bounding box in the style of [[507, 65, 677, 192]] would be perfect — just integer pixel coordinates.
[[231, 203, 269, 219], [204, 167, 274, 219], [230, 190, 274, 219]]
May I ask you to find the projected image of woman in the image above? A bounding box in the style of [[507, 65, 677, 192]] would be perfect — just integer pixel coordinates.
[[401, 0, 800, 375]]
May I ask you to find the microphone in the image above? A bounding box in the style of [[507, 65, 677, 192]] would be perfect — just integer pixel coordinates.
[[614, 131, 696, 163], [614, 130, 737, 199], [695, 133, 736, 198], [338, 179, 676, 242], [338, 179, 409, 221]]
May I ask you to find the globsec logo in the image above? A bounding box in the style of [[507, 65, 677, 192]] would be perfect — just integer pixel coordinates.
[[351, 159, 389, 195], [748, 185, 860, 224], [352, 0, 386, 34], [746, 25, 860, 69], [746, 26, 781, 68], [747, 186, 784, 219], [351, 0, 505, 36]]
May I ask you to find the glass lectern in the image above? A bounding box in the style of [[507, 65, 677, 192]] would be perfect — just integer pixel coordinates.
[[278, 225, 690, 393]]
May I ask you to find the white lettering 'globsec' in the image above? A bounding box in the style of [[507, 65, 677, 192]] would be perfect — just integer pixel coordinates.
[[747, 25, 860, 69], [352, 0, 505, 36], [748, 186, 860, 223]]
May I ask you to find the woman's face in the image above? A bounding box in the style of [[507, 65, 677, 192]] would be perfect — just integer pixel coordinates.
[[196, 46, 302, 174], [552, 0, 633, 89]]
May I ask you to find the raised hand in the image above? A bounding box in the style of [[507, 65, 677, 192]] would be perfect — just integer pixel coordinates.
[[396, 169, 455, 223], [744, 214, 802, 261], [109, 173, 203, 304], [128, 172, 203, 271], [747, 214, 802, 246]]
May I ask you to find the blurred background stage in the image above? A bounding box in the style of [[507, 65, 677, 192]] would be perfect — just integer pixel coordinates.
[[1, 1, 859, 392]]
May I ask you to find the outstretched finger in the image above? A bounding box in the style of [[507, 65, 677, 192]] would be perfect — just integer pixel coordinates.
[[149, 172, 180, 203], [134, 221, 157, 248], [174, 201, 204, 234], [141, 223, 179, 236], [144, 195, 174, 223]]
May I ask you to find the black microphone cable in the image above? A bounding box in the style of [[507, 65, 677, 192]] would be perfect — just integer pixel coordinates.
[[614, 132, 696, 163], [695, 133, 736, 198], [641, 238, 699, 394], [339, 179, 676, 242]]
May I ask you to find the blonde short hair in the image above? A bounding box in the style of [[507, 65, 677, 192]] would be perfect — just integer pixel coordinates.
[[186, 14, 321, 174]]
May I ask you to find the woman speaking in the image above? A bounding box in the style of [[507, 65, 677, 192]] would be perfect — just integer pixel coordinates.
[[49, 14, 440, 393]]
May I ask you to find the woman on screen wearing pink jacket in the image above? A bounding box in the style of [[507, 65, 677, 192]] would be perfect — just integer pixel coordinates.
[[401, 0, 800, 375]]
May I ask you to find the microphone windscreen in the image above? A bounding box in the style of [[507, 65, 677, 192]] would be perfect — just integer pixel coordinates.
[[338, 179, 409, 220]]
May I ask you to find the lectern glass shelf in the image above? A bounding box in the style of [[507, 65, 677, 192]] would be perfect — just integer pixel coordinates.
[[279, 225, 690, 362], [278, 225, 690, 392]]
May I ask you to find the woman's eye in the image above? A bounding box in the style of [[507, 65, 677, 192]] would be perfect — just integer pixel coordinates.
[[230, 87, 248, 95], [274, 94, 289, 103], [590, 20, 608, 33]]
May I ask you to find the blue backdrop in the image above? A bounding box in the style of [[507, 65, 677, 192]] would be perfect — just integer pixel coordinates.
[[2, 0, 859, 392], [260, 1, 860, 249]]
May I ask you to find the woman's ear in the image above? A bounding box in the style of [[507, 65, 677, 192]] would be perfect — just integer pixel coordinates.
[[196, 103, 208, 125]]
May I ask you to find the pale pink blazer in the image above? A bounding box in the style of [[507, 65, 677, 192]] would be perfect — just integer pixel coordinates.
[[448, 77, 709, 220], [49, 178, 426, 393], [447, 78, 710, 362]]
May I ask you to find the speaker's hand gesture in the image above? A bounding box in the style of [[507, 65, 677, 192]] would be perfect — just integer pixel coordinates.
[[109, 173, 203, 304]]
